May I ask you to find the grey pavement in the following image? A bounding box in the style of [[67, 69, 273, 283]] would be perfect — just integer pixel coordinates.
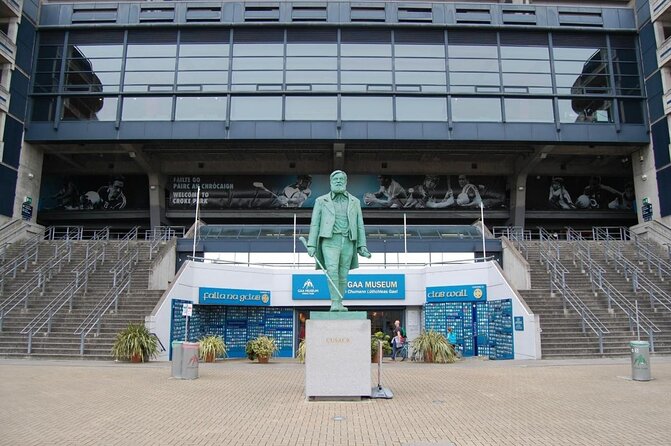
[[1, 356, 670, 446]]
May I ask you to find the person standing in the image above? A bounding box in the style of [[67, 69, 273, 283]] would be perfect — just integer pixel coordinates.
[[306, 170, 371, 312], [447, 326, 457, 355], [391, 320, 406, 361]]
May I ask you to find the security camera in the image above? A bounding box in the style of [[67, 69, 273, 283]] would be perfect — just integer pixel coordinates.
[[641, 174, 647, 181]]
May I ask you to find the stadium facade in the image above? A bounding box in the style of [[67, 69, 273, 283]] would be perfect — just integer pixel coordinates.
[[0, 0, 667, 231]]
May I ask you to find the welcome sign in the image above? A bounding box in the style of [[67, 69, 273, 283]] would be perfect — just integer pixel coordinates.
[[426, 284, 487, 303], [199, 287, 271, 306], [293, 274, 405, 300]]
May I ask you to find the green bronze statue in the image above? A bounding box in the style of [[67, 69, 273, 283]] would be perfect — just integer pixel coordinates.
[[306, 170, 371, 311]]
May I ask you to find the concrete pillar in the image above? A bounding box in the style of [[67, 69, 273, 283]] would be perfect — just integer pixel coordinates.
[[148, 173, 167, 229], [509, 173, 528, 227], [13, 142, 44, 223]]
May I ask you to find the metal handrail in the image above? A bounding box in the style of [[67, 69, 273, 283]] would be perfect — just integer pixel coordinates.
[[92, 227, 110, 241], [567, 231, 659, 350], [0, 241, 75, 330], [538, 227, 561, 261], [0, 219, 25, 247], [145, 226, 185, 241], [502, 227, 529, 260], [629, 232, 671, 280], [593, 226, 630, 241], [115, 227, 139, 260], [45, 226, 84, 241], [22, 279, 87, 354], [492, 226, 531, 241], [602, 242, 671, 313], [75, 275, 132, 356], [110, 248, 139, 288], [540, 248, 609, 353], [148, 226, 180, 260]]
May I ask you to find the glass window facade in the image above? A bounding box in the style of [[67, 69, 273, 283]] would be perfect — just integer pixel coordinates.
[[30, 28, 644, 126]]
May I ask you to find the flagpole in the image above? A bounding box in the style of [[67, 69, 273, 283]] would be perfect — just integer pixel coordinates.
[[480, 201, 486, 261], [192, 186, 201, 260]]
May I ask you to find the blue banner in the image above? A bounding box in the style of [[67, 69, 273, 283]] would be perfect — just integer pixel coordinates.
[[293, 274, 405, 300], [426, 284, 487, 303], [199, 287, 271, 306]]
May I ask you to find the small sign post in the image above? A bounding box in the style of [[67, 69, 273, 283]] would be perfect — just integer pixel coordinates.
[[182, 303, 193, 342]]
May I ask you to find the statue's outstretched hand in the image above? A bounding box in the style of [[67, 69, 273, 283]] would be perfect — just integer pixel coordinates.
[[358, 247, 372, 258], [307, 247, 316, 257]]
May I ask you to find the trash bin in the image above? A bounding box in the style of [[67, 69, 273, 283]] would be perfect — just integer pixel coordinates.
[[181, 342, 200, 380], [630, 340, 651, 381], [171, 341, 183, 379]]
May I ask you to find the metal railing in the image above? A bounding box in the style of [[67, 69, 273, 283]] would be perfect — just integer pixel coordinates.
[[593, 226, 630, 241], [0, 219, 25, 247], [629, 232, 671, 281], [539, 244, 609, 354], [21, 246, 108, 353], [147, 226, 182, 260], [116, 227, 139, 260], [601, 239, 671, 314], [145, 226, 185, 241], [492, 226, 532, 241], [75, 252, 138, 355], [0, 241, 74, 331], [567, 228, 659, 351], [498, 226, 529, 260]]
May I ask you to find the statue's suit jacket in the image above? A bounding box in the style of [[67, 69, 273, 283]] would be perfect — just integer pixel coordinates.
[[307, 191, 367, 271]]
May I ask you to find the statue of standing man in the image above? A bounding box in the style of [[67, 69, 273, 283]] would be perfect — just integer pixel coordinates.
[[307, 171, 371, 311]]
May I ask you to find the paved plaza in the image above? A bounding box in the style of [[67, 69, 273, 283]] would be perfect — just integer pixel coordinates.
[[1, 356, 670, 446]]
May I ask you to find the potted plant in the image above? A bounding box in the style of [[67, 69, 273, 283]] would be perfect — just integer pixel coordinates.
[[245, 339, 257, 361], [248, 335, 278, 363], [297, 339, 306, 364], [111, 323, 159, 363], [413, 330, 457, 363], [371, 331, 392, 363], [198, 335, 227, 363]]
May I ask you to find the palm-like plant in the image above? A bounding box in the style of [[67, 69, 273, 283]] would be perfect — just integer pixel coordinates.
[[111, 323, 159, 362], [371, 331, 392, 361], [248, 335, 278, 362], [412, 330, 457, 363], [198, 335, 227, 362], [297, 339, 306, 363]]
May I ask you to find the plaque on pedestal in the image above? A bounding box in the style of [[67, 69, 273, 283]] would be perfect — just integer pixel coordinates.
[[305, 312, 371, 400]]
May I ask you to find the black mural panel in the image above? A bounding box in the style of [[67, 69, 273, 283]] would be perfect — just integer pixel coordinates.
[[526, 175, 635, 211], [39, 175, 149, 211], [167, 174, 509, 210]]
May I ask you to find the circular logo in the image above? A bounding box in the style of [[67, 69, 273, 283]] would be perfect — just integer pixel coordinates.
[[261, 293, 270, 304], [473, 288, 483, 299]]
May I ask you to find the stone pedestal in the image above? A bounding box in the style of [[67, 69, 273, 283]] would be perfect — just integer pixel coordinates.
[[305, 312, 371, 400]]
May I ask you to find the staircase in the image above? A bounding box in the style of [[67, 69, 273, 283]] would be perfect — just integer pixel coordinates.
[[0, 240, 165, 360], [519, 240, 671, 358]]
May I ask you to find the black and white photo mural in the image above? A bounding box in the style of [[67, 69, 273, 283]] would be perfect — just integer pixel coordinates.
[[526, 176, 635, 211], [166, 174, 510, 210], [39, 175, 149, 211]]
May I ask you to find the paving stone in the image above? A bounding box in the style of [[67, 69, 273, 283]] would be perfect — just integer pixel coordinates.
[[1, 356, 670, 445]]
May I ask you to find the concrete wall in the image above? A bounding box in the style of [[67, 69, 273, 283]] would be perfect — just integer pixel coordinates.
[[149, 260, 542, 361], [13, 142, 43, 223], [148, 238, 177, 290], [500, 236, 532, 291]]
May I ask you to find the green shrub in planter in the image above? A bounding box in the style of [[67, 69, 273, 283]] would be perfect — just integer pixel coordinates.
[[297, 339, 306, 363], [413, 330, 457, 363], [248, 335, 278, 363], [198, 335, 227, 362], [371, 331, 392, 361], [111, 323, 159, 363]]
